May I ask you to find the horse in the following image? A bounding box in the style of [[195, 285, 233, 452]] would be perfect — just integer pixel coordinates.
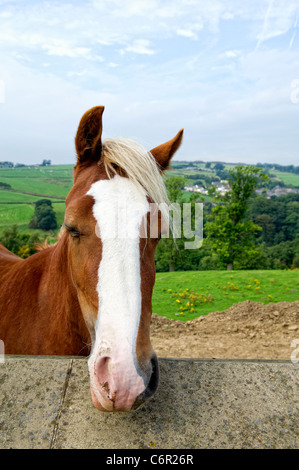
[[0, 106, 183, 412]]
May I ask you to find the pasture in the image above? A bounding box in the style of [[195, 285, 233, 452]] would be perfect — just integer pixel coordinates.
[[270, 170, 299, 187], [0, 165, 72, 234], [152, 269, 299, 320]]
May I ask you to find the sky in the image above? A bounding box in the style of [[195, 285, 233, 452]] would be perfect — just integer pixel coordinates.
[[0, 0, 299, 166]]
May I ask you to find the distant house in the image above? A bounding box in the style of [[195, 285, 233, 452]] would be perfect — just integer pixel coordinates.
[[184, 184, 208, 194], [265, 185, 299, 198], [184, 180, 229, 195], [211, 180, 230, 195], [255, 185, 299, 198]]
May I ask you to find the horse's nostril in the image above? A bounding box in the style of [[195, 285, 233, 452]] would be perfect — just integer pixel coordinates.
[[132, 354, 159, 410], [144, 354, 159, 399]]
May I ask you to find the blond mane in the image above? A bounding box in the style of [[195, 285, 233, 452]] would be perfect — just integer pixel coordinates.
[[101, 137, 170, 224]]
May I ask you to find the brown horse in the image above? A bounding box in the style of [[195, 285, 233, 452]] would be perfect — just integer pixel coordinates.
[[0, 106, 183, 412]]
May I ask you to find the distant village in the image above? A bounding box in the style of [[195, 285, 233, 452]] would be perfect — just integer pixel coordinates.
[[184, 180, 229, 196], [184, 181, 299, 199]]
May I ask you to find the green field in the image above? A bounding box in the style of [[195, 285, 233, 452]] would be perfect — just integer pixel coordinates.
[[0, 204, 35, 226], [152, 270, 299, 320], [270, 170, 299, 187], [0, 165, 72, 235], [0, 165, 73, 196]]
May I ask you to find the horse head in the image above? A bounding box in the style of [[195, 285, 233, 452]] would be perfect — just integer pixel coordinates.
[[65, 106, 183, 412]]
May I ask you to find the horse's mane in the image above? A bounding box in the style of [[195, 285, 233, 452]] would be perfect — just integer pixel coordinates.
[[101, 137, 170, 223]]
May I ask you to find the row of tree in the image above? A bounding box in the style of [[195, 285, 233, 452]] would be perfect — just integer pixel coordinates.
[[256, 162, 299, 175], [155, 167, 299, 271]]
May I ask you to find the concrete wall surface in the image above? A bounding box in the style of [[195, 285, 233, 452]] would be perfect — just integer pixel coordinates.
[[0, 356, 298, 449]]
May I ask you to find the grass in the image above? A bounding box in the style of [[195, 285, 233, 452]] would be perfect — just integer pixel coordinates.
[[152, 270, 299, 321], [0, 165, 73, 198], [0, 204, 35, 225], [52, 202, 66, 226], [0, 190, 63, 203], [0, 177, 71, 197], [0, 165, 71, 235], [270, 170, 299, 187]]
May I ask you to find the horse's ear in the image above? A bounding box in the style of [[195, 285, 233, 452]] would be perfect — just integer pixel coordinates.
[[150, 129, 184, 171], [75, 106, 105, 164]]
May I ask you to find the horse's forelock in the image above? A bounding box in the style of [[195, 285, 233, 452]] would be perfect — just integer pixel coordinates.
[[99, 138, 170, 225]]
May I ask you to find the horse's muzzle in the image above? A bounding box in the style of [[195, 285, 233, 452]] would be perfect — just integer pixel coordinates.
[[89, 352, 159, 412]]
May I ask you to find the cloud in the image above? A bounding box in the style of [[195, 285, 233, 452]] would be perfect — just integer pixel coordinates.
[[1, 1, 297, 62], [124, 39, 156, 55], [176, 21, 203, 40], [0, 1, 299, 165], [256, 0, 299, 48], [218, 49, 242, 59]]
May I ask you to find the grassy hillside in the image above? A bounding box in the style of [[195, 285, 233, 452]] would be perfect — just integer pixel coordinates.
[[0, 165, 73, 235], [0, 165, 73, 197], [270, 170, 299, 187], [152, 270, 299, 321]]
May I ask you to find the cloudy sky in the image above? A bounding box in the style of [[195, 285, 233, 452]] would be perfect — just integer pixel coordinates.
[[0, 0, 298, 165]]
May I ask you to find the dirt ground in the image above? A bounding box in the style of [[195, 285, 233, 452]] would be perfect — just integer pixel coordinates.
[[150, 300, 299, 360]]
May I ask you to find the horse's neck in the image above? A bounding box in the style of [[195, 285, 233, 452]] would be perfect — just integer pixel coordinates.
[[0, 237, 90, 355], [38, 238, 91, 354]]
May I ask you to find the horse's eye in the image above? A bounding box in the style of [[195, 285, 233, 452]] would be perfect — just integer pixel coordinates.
[[64, 224, 81, 238], [70, 229, 81, 238]]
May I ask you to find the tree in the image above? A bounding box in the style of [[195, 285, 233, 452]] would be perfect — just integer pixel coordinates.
[[0, 225, 44, 258], [205, 165, 268, 270], [0, 225, 22, 254], [248, 194, 299, 244], [29, 199, 57, 231], [254, 214, 275, 244], [214, 162, 225, 171], [0, 182, 11, 189], [155, 176, 203, 272], [41, 159, 51, 166], [155, 176, 187, 272]]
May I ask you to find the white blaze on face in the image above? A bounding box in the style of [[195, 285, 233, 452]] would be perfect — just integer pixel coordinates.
[[86, 175, 150, 409]]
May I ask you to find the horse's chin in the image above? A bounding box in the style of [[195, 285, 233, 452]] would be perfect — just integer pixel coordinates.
[[90, 386, 139, 413]]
